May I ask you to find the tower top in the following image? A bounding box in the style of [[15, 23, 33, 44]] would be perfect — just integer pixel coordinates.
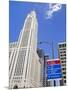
[[30, 11, 36, 18]]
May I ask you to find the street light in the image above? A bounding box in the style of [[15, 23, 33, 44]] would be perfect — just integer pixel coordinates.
[[38, 41, 54, 59]]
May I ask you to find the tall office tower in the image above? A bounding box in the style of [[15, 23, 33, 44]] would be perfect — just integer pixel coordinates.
[[37, 48, 44, 87], [58, 42, 66, 85], [9, 11, 41, 89]]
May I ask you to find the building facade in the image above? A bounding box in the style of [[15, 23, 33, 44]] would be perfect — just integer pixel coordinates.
[[9, 11, 41, 89], [58, 42, 66, 85], [37, 48, 45, 87]]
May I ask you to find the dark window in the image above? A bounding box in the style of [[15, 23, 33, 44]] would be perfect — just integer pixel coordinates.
[[62, 61, 64, 63], [63, 72, 66, 74], [63, 76, 66, 78], [60, 80, 64, 86], [54, 80, 56, 86], [64, 54, 66, 56], [62, 68, 66, 70], [46, 81, 50, 87], [65, 44, 66, 47], [62, 64, 66, 66], [62, 44, 65, 47], [61, 61, 66, 63], [64, 80, 66, 83], [23, 86, 25, 88], [59, 45, 61, 48], [13, 85, 18, 89]]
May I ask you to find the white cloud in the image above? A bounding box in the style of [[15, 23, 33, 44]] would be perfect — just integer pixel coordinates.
[[46, 3, 62, 19]]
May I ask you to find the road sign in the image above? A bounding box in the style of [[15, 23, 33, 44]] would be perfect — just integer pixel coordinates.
[[47, 74, 62, 79], [47, 59, 62, 80]]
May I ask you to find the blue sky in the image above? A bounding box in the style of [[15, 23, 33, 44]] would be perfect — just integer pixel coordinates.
[[9, 1, 66, 59]]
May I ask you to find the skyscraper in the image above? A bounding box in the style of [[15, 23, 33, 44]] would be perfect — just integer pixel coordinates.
[[58, 42, 66, 85], [9, 11, 41, 89]]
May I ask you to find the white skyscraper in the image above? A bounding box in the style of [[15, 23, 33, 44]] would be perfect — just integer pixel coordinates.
[[9, 11, 41, 89]]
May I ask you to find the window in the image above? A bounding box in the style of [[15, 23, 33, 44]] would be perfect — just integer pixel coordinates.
[[62, 63, 66, 66], [62, 44, 65, 47], [13, 85, 18, 89], [63, 76, 66, 78], [62, 68, 66, 70], [64, 80, 66, 83], [61, 61, 66, 63], [65, 44, 66, 47], [63, 72, 66, 74], [59, 45, 61, 48], [46, 81, 50, 87], [62, 61, 63, 63], [54, 80, 56, 86], [60, 80, 64, 86]]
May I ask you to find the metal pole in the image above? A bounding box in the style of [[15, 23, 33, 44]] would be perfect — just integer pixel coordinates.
[[51, 41, 56, 86], [52, 41, 54, 59]]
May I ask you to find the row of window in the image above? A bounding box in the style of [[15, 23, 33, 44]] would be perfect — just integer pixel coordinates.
[[61, 61, 66, 63], [62, 72, 66, 74], [61, 64, 66, 67], [60, 54, 66, 57], [13, 76, 22, 79], [59, 51, 66, 53], [62, 68, 66, 70], [60, 57, 66, 60], [59, 44, 66, 48], [59, 48, 66, 51]]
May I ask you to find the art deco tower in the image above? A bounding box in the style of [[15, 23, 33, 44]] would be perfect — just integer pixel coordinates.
[[9, 11, 41, 89]]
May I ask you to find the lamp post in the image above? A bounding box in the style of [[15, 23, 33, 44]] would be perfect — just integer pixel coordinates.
[[38, 41, 54, 59]]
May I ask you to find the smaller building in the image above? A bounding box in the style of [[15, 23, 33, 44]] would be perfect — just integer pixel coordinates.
[[44, 55, 49, 87], [58, 42, 66, 85], [37, 48, 45, 87]]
